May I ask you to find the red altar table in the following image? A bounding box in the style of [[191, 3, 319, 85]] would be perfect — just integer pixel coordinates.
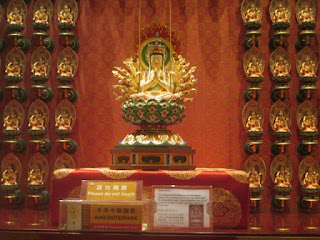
[[51, 168, 249, 228]]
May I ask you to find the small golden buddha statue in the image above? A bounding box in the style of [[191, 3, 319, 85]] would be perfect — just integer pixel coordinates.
[[31, 57, 48, 76], [7, 7, 23, 25], [303, 167, 319, 189], [246, 57, 263, 77], [33, 5, 49, 24], [58, 5, 74, 24], [1, 164, 18, 186], [56, 110, 72, 130], [273, 111, 289, 132], [246, 111, 262, 131], [28, 110, 45, 131], [273, 58, 289, 77], [274, 165, 291, 187], [273, 4, 289, 22], [299, 58, 316, 77], [5, 59, 22, 77], [300, 111, 317, 132], [3, 111, 20, 131], [245, 4, 260, 22], [249, 167, 262, 188], [299, 6, 315, 22], [27, 164, 45, 185], [57, 57, 74, 77]]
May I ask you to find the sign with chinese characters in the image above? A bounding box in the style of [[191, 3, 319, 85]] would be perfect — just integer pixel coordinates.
[[85, 204, 143, 231], [80, 181, 143, 201], [60, 199, 148, 231], [151, 185, 213, 232]]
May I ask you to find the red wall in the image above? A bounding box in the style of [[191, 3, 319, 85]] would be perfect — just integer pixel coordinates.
[[0, 0, 319, 211]]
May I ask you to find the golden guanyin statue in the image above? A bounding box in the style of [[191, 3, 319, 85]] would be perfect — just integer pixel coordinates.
[[27, 164, 45, 185], [300, 111, 317, 132], [3, 111, 20, 131], [274, 165, 291, 187], [57, 57, 74, 77], [33, 5, 49, 24], [7, 7, 23, 25], [114, 43, 196, 102], [273, 111, 289, 132], [1, 164, 18, 186], [246, 111, 262, 131], [32, 57, 48, 76], [28, 110, 45, 131], [56, 110, 72, 130], [58, 5, 74, 24], [111, 20, 197, 170]]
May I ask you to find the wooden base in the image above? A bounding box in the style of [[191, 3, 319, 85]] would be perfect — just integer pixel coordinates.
[[110, 145, 195, 170]]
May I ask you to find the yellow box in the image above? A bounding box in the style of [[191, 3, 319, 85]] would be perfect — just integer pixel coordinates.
[[59, 199, 150, 231], [81, 181, 143, 201]]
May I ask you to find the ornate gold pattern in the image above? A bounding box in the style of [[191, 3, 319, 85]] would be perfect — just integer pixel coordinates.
[[212, 188, 242, 228], [197, 168, 249, 184], [121, 132, 185, 145], [142, 186, 152, 199], [97, 168, 136, 179], [53, 168, 75, 179], [163, 169, 202, 180]]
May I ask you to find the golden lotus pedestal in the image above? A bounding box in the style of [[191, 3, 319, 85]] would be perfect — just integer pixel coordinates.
[[110, 129, 195, 170]]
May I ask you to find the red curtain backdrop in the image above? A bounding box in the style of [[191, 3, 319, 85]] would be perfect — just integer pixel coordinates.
[[0, 0, 319, 211]]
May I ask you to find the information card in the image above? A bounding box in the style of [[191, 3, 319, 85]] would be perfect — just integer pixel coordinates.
[[151, 186, 213, 231]]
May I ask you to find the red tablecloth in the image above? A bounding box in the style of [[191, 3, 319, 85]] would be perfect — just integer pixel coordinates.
[[51, 168, 249, 228]]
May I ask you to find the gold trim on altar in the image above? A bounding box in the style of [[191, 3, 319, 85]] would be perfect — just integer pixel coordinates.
[[163, 169, 202, 180], [53, 168, 75, 179], [198, 168, 249, 184], [97, 168, 137, 179]]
